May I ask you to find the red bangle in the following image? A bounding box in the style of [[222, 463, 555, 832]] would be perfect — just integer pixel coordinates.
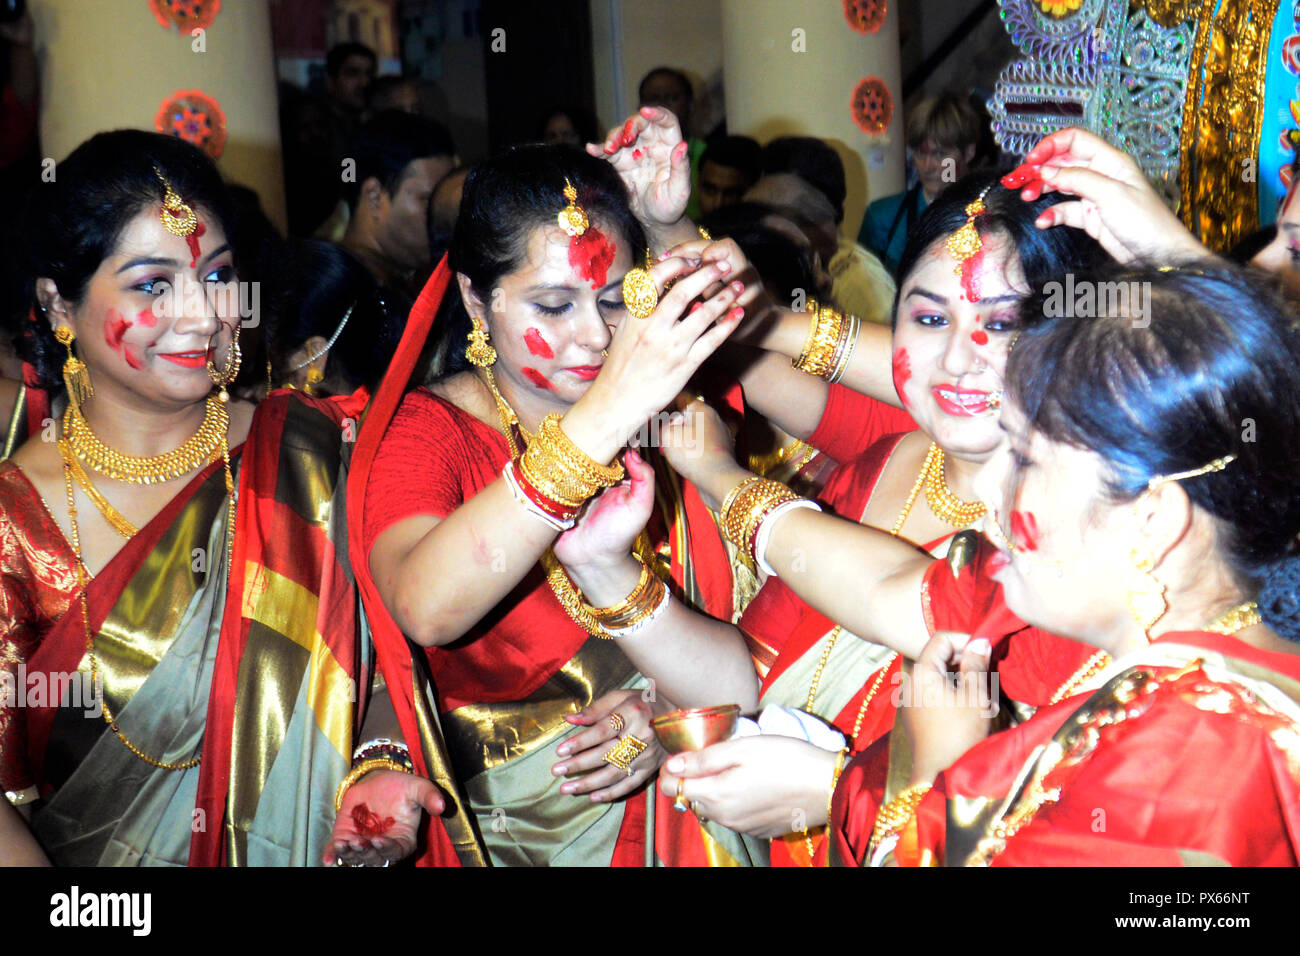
[[511, 460, 581, 521]]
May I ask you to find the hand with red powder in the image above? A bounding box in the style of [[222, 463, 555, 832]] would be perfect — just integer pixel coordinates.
[[588, 106, 693, 246], [554, 446, 656, 572], [323, 769, 444, 867], [1008, 127, 1206, 264]]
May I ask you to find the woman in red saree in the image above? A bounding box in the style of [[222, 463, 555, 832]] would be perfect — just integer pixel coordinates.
[[0, 131, 437, 866], [358, 145, 762, 866], [686, 261, 1300, 865]]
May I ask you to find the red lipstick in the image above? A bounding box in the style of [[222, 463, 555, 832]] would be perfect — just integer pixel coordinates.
[[158, 350, 211, 369], [565, 365, 602, 381], [931, 385, 995, 417]]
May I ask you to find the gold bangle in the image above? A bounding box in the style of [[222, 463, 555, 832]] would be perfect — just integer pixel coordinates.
[[600, 573, 667, 631], [867, 783, 932, 858], [334, 758, 414, 813], [590, 561, 654, 623], [826, 747, 849, 830], [721, 477, 801, 559], [794, 304, 845, 379], [541, 414, 625, 486], [719, 476, 765, 541], [827, 312, 860, 386]]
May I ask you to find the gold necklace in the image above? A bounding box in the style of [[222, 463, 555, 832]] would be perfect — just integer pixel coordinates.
[[922, 443, 986, 528], [1048, 649, 1112, 705], [59, 439, 138, 538], [1204, 600, 1261, 634], [66, 396, 228, 484], [59, 396, 238, 771]]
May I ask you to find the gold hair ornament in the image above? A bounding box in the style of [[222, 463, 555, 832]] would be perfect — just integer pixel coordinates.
[[154, 167, 198, 238], [557, 178, 589, 237]]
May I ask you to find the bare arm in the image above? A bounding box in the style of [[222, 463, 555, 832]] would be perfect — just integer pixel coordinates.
[[0, 799, 49, 866]]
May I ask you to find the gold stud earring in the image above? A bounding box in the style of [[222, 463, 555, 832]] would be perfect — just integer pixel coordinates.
[[53, 325, 93, 408], [465, 318, 497, 367]]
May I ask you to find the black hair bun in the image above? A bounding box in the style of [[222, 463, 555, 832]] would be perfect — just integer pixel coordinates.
[[1259, 554, 1300, 643]]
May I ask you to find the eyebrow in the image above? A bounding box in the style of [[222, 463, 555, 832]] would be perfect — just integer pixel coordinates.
[[115, 243, 232, 275], [525, 278, 624, 295], [904, 287, 1021, 306]]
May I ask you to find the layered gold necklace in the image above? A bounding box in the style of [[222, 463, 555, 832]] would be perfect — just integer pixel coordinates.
[[61, 396, 235, 771]]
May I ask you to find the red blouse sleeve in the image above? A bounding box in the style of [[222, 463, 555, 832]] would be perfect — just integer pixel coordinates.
[[807, 383, 915, 464], [361, 390, 509, 557]]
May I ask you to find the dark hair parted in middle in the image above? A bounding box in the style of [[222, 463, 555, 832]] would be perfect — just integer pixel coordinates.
[[891, 170, 1107, 328], [428, 144, 646, 381], [1006, 260, 1300, 640]]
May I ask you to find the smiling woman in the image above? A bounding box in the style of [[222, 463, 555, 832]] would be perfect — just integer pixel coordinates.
[[0, 131, 435, 867]]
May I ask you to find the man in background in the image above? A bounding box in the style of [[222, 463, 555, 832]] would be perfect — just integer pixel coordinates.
[[697, 135, 762, 216]]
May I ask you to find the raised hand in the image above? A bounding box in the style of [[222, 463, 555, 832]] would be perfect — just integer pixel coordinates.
[[899, 630, 996, 786], [323, 770, 445, 867], [554, 446, 656, 572], [587, 106, 693, 238], [1005, 127, 1207, 264]]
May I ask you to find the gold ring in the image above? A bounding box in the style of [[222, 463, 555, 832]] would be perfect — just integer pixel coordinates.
[[691, 800, 707, 823], [602, 733, 649, 775], [674, 777, 688, 812], [608, 713, 626, 735], [622, 267, 658, 319]]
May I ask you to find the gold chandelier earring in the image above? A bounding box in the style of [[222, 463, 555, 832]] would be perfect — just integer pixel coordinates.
[[206, 321, 243, 402], [54, 325, 94, 408], [1126, 545, 1167, 643], [465, 317, 497, 368]]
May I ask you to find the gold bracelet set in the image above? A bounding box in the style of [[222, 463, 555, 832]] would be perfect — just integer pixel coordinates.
[[583, 561, 670, 635], [519, 412, 625, 508], [867, 783, 932, 858], [794, 299, 861, 385], [719, 476, 803, 564]]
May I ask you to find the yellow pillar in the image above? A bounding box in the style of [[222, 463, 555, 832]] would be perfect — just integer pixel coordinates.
[[719, 0, 905, 236], [32, 0, 287, 231]]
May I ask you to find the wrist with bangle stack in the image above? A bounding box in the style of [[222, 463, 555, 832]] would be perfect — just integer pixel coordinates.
[[793, 299, 860, 385], [719, 475, 822, 575], [334, 738, 415, 812]]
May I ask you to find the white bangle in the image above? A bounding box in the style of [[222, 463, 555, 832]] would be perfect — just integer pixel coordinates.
[[351, 737, 410, 762], [754, 499, 822, 576], [603, 590, 671, 637], [501, 462, 576, 531]]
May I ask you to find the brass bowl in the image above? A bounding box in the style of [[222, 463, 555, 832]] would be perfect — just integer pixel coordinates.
[[651, 704, 741, 754]]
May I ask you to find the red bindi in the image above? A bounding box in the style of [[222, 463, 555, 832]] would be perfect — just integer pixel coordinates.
[[1009, 510, 1040, 551], [350, 803, 395, 837], [567, 223, 616, 289], [971, 329, 989, 346], [522, 367, 552, 390], [186, 222, 206, 269], [523, 328, 554, 359], [891, 347, 911, 407]]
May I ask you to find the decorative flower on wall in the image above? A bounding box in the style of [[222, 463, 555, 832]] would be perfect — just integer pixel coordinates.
[[148, 0, 221, 32], [843, 0, 887, 34], [851, 76, 893, 135], [155, 90, 228, 160]]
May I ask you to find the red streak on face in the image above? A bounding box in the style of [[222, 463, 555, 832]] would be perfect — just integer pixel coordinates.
[[971, 329, 989, 346], [123, 345, 145, 370], [350, 803, 395, 837], [959, 242, 985, 303], [522, 367, 552, 390], [186, 222, 207, 268], [891, 347, 911, 407], [568, 224, 616, 289], [1009, 510, 1040, 552], [136, 308, 158, 328], [105, 309, 131, 351], [632, 148, 643, 161], [523, 328, 554, 358]]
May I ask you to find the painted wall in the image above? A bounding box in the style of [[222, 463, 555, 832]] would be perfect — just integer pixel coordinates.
[[32, 0, 287, 230]]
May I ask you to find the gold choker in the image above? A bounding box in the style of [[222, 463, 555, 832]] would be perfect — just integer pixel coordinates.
[[65, 396, 227, 484], [921, 443, 986, 528]]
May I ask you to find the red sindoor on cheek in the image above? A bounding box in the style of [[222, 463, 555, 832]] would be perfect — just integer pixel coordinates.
[[523, 328, 554, 359], [891, 347, 911, 407], [568, 225, 617, 289], [105, 310, 145, 370], [1008, 510, 1040, 551], [521, 367, 553, 390]]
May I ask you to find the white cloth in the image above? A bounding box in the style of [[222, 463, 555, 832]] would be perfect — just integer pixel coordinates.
[[731, 704, 847, 752]]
